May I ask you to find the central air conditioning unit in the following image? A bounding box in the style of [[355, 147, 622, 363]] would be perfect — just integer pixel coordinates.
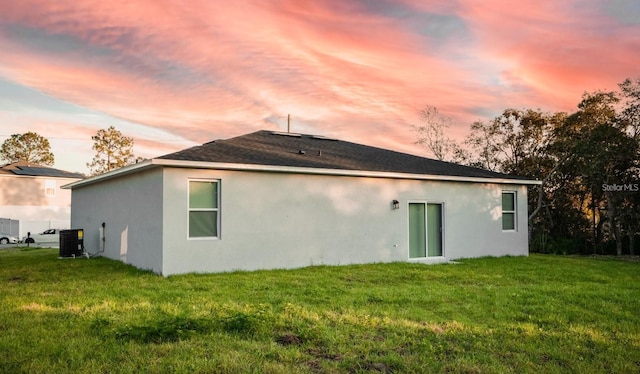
[[59, 229, 85, 258]]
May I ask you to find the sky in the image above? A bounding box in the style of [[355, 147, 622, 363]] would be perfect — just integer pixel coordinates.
[[1, 0, 639, 174]]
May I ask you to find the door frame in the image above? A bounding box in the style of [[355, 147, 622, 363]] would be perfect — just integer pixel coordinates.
[[407, 200, 445, 260]]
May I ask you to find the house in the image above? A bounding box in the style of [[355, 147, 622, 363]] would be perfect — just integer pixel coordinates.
[[0, 161, 84, 238], [64, 130, 539, 275]]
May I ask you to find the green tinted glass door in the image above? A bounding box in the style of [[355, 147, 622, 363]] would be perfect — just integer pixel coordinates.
[[427, 203, 443, 256], [409, 203, 426, 258]]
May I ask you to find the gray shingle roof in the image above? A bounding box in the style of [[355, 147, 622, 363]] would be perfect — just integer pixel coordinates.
[[158, 130, 527, 180], [0, 161, 84, 179]]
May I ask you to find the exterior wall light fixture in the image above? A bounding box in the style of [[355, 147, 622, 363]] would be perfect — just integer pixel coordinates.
[[392, 200, 400, 210]]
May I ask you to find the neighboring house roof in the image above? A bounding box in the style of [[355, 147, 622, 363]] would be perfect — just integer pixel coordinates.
[[159, 130, 527, 180], [65, 130, 540, 189], [0, 161, 84, 179]]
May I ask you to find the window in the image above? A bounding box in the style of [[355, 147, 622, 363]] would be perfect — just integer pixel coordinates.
[[188, 180, 220, 238], [45, 180, 56, 197], [502, 191, 516, 231]]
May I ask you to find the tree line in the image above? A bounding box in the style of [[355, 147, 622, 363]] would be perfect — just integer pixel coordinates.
[[414, 77, 640, 256], [0, 125, 137, 176]]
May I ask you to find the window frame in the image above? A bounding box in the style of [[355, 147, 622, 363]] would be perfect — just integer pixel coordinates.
[[501, 191, 517, 231], [187, 179, 221, 240], [44, 179, 56, 197], [407, 200, 445, 260]]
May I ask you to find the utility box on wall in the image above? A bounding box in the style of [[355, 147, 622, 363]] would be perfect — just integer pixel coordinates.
[[59, 229, 84, 258]]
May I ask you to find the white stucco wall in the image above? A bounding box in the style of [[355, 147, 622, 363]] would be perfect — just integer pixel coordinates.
[[160, 167, 529, 275], [70, 168, 164, 273]]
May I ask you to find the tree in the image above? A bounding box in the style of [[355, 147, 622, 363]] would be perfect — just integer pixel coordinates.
[[412, 77, 640, 255], [0, 132, 54, 166], [87, 126, 136, 176], [568, 91, 638, 255], [461, 109, 569, 248], [618, 77, 640, 140], [619, 183, 640, 256], [463, 119, 504, 171], [551, 90, 638, 255], [581, 123, 637, 255], [412, 106, 464, 162], [617, 77, 640, 254]]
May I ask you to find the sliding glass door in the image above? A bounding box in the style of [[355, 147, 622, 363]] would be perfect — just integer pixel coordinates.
[[409, 202, 443, 258], [409, 203, 427, 258]]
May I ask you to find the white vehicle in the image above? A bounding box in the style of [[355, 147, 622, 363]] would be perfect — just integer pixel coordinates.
[[0, 232, 19, 244], [23, 229, 62, 246]]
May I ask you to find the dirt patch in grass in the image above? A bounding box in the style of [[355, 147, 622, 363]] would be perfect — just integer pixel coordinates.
[[275, 333, 303, 346], [305, 359, 322, 373], [364, 362, 393, 372], [306, 347, 344, 361]]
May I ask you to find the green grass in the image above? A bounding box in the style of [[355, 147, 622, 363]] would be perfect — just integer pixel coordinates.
[[1, 248, 639, 373]]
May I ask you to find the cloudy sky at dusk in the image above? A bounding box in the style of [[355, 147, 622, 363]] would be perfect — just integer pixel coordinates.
[[1, 0, 639, 173]]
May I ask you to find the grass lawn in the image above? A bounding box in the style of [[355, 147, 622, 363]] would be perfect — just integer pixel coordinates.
[[1, 248, 639, 373]]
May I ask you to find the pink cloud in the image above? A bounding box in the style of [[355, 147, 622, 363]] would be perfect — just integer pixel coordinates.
[[1, 0, 639, 171], [455, 1, 640, 111]]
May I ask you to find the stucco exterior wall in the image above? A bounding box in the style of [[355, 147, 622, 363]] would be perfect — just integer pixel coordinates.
[[160, 167, 529, 275], [0, 175, 80, 237], [70, 168, 163, 273], [402, 181, 529, 259]]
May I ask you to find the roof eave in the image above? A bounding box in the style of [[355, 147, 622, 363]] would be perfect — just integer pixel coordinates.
[[63, 158, 541, 188], [154, 159, 541, 185], [0, 173, 83, 179], [62, 160, 156, 189]]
